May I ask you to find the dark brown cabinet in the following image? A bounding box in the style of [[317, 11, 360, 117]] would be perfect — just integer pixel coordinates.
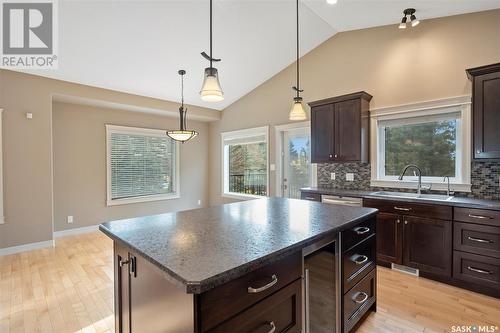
[[403, 216, 452, 277], [310, 92, 372, 163], [363, 199, 452, 279], [467, 63, 500, 160], [376, 213, 403, 265]]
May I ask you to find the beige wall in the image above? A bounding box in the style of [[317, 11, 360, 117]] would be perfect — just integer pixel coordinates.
[[0, 70, 218, 248], [208, 9, 500, 206], [52, 102, 208, 232]]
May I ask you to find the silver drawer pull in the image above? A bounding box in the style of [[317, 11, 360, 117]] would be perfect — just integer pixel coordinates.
[[352, 255, 369, 265], [467, 266, 492, 275], [394, 206, 411, 212], [467, 236, 494, 244], [468, 214, 493, 220], [248, 275, 278, 293], [305, 197, 316, 200], [352, 292, 369, 304], [353, 226, 370, 235], [266, 321, 276, 333]]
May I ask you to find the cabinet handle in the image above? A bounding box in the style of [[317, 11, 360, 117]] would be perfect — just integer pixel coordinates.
[[305, 196, 316, 200], [334, 154, 338, 158], [467, 236, 494, 244], [353, 226, 370, 235], [329, 154, 333, 158], [396, 219, 401, 224], [394, 206, 411, 212], [467, 266, 492, 275], [404, 220, 408, 225], [266, 321, 276, 333], [468, 214, 493, 220], [352, 255, 369, 265], [248, 275, 278, 293], [119, 258, 129, 267], [352, 292, 369, 304]]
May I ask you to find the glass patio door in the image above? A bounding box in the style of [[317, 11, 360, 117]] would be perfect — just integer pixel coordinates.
[[281, 127, 313, 199]]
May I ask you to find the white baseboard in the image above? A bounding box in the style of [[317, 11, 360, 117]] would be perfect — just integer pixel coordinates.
[[53, 224, 100, 238], [0, 240, 55, 256]]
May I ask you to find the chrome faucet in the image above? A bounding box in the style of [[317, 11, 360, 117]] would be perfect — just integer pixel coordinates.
[[398, 164, 423, 195], [443, 176, 454, 196]]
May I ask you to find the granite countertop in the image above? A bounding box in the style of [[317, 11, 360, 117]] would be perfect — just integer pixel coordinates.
[[301, 187, 500, 211], [99, 197, 377, 294]]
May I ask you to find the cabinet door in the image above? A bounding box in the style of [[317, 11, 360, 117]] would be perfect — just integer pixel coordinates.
[[376, 213, 403, 265], [129, 253, 195, 333], [311, 104, 334, 163], [334, 99, 361, 162], [114, 243, 130, 333], [403, 216, 452, 278], [473, 72, 500, 159]]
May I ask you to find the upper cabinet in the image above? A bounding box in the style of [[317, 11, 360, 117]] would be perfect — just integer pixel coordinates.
[[467, 63, 500, 160], [309, 92, 372, 163]]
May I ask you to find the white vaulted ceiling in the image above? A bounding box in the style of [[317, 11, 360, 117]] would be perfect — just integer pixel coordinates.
[[22, 0, 500, 110]]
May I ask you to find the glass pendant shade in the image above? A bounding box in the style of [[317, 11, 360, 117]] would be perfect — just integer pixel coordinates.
[[200, 67, 224, 102], [167, 130, 198, 143], [289, 98, 307, 121]]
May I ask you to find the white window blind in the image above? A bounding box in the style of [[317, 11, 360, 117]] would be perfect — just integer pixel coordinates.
[[106, 125, 178, 205]]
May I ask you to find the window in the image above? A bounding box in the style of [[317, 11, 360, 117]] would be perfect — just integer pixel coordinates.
[[222, 126, 269, 199], [106, 125, 179, 205], [371, 98, 471, 192]]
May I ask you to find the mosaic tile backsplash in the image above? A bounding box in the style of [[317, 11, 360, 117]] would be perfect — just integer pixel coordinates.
[[317, 161, 500, 200]]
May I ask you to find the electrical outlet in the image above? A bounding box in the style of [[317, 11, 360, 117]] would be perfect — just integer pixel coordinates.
[[346, 173, 355, 181], [67, 216, 74, 224], [197, 200, 202, 206], [330, 172, 336, 180]]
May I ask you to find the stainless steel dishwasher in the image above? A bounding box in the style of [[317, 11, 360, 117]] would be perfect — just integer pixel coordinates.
[[321, 195, 363, 207]]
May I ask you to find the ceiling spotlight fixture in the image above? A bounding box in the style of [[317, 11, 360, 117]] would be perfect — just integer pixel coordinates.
[[167, 70, 199, 143], [289, 0, 307, 121], [326, 0, 337, 5], [399, 8, 420, 29], [200, 0, 224, 102]]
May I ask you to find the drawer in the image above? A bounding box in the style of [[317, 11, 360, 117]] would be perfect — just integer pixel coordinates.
[[454, 207, 500, 227], [343, 235, 376, 292], [453, 251, 500, 291], [454, 222, 500, 258], [344, 269, 376, 332], [301, 192, 321, 202], [199, 252, 302, 332], [342, 217, 376, 251], [363, 198, 452, 220], [207, 279, 302, 333]]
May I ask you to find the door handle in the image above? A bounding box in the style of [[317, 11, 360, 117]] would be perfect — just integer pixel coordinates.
[[353, 226, 370, 235], [266, 321, 276, 333], [467, 236, 494, 244], [467, 266, 492, 275], [352, 255, 369, 265], [352, 292, 369, 304], [468, 214, 493, 220], [248, 275, 278, 293]]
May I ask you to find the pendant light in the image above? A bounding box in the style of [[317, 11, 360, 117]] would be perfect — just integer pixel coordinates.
[[167, 70, 199, 143], [200, 0, 224, 102], [289, 0, 307, 121]]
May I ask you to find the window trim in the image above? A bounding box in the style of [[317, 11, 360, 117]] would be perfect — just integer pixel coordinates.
[[221, 126, 269, 200], [106, 124, 180, 206], [0, 109, 4, 224], [370, 96, 472, 192]]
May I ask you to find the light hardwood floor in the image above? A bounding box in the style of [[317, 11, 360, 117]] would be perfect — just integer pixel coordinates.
[[1, 232, 499, 333]]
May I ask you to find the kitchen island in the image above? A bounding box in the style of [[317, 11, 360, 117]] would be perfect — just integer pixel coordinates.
[[100, 197, 378, 333]]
